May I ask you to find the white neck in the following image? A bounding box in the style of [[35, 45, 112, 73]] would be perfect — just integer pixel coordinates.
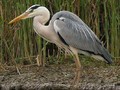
[[33, 9, 51, 41], [33, 7, 50, 25]]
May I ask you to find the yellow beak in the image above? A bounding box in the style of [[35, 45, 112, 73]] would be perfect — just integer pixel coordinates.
[[9, 12, 29, 24]]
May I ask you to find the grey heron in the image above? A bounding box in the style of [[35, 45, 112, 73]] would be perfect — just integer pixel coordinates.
[[9, 5, 112, 84]]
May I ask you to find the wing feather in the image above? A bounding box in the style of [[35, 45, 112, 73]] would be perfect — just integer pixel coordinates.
[[54, 18, 99, 54]]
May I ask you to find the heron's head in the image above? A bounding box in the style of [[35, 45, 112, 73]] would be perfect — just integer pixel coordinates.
[[9, 5, 50, 24]]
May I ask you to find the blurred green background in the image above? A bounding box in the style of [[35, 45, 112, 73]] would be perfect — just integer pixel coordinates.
[[0, 0, 120, 66]]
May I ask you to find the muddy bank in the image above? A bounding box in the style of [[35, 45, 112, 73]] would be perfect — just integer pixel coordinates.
[[0, 83, 120, 90], [0, 64, 120, 90]]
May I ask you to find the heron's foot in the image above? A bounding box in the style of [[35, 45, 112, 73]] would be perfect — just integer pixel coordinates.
[[70, 69, 81, 90], [36, 55, 45, 67], [72, 69, 81, 85]]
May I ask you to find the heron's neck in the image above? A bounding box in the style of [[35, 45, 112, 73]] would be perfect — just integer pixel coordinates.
[[33, 9, 51, 41], [33, 14, 51, 41], [33, 15, 49, 32], [33, 13, 50, 25]]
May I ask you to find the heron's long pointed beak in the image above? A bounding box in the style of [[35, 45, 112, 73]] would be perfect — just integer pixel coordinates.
[[9, 12, 29, 24]]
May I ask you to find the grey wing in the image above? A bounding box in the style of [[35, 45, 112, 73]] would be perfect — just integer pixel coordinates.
[[53, 16, 112, 63], [54, 18, 101, 54]]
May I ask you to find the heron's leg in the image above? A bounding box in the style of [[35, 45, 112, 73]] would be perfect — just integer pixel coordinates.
[[69, 47, 81, 85], [73, 53, 81, 85]]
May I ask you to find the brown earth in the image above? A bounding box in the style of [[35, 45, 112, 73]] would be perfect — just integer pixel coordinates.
[[0, 59, 120, 90]]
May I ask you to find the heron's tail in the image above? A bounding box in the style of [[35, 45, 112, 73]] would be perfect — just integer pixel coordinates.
[[78, 43, 113, 64], [95, 43, 113, 64], [100, 46, 113, 64]]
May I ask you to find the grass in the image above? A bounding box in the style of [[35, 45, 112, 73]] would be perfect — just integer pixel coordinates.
[[0, 0, 120, 67]]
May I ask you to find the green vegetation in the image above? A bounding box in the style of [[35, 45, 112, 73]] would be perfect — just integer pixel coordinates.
[[0, 0, 120, 66]]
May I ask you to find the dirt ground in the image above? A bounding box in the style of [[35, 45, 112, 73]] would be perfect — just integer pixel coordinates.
[[0, 59, 120, 90]]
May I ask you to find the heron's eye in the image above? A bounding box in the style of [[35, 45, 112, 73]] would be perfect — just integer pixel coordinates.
[[30, 9, 34, 13]]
